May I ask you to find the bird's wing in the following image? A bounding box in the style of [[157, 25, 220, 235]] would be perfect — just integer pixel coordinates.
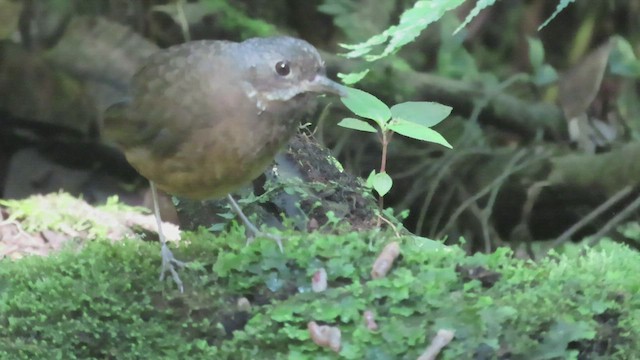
[[103, 99, 137, 148], [103, 40, 241, 156]]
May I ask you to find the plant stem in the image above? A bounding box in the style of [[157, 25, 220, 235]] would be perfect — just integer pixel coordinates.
[[377, 131, 391, 222], [380, 131, 389, 173]]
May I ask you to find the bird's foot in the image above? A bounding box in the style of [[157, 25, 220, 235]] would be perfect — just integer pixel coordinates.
[[246, 230, 284, 253], [227, 194, 284, 252], [160, 243, 187, 293]]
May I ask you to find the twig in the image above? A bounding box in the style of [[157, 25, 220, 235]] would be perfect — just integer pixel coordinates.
[[587, 191, 640, 247], [427, 184, 457, 237], [518, 180, 551, 259], [417, 329, 455, 360], [436, 149, 535, 239], [549, 185, 633, 250], [453, 181, 500, 252], [377, 214, 401, 238], [415, 150, 473, 234]]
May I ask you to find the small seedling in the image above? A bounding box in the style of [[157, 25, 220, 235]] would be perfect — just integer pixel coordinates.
[[338, 87, 453, 208]]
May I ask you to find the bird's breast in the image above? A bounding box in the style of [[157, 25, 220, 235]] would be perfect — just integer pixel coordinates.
[[126, 100, 302, 199]]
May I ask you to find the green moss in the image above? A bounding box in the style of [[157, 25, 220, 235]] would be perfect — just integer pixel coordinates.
[[0, 227, 638, 359], [200, 0, 277, 38]]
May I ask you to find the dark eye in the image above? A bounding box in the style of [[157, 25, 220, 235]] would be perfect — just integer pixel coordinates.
[[275, 61, 291, 76]]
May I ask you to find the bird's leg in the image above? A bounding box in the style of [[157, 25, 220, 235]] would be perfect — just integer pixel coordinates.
[[226, 194, 284, 252], [151, 181, 186, 292]]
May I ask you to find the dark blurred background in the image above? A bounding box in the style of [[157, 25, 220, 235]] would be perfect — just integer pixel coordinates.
[[2, 0, 640, 256]]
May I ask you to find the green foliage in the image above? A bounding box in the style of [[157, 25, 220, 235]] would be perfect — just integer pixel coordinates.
[[337, 0, 575, 85], [454, 0, 496, 34], [437, 14, 479, 80], [340, 88, 392, 124], [339, 88, 452, 148], [340, 0, 466, 61], [1, 230, 638, 359], [527, 37, 559, 86], [365, 170, 393, 197], [0, 236, 220, 359], [338, 87, 452, 197], [539, 0, 576, 31], [609, 36, 640, 78], [337, 69, 370, 85], [532, 320, 596, 359], [318, 0, 397, 43], [200, 0, 277, 38], [456, 0, 576, 33], [154, 0, 276, 39], [317, 0, 356, 34], [389, 102, 452, 144]]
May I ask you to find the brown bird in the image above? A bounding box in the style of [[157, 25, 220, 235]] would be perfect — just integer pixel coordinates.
[[104, 36, 346, 291]]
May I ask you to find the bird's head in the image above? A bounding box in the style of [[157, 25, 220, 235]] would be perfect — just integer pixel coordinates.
[[238, 36, 347, 108]]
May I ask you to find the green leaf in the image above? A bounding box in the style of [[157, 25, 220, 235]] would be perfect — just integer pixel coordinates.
[[338, 70, 370, 85], [366, 171, 393, 197], [388, 119, 453, 148], [208, 223, 226, 232], [390, 102, 452, 127], [365, 170, 376, 188], [454, 0, 497, 34], [408, 236, 446, 251], [526, 37, 558, 86], [609, 36, 640, 78], [538, 0, 575, 31], [532, 64, 558, 86], [340, 32, 388, 52], [437, 24, 479, 79], [340, 88, 391, 126], [533, 320, 596, 359], [373, 172, 393, 197], [341, 0, 466, 61], [337, 118, 378, 133], [527, 37, 545, 69], [611, 36, 637, 62]]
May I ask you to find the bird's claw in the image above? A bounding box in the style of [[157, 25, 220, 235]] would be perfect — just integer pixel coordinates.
[[160, 243, 186, 293], [227, 194, 284, 253]]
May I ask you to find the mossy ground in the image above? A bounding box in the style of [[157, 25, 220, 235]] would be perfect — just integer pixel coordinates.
[[1, 222, 638, 359]]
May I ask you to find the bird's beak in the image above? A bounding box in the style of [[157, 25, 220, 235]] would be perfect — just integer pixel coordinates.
[[306, 74, 349, 97]]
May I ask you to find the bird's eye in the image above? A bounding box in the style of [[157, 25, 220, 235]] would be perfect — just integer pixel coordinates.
[[275, 61, 291, 76]]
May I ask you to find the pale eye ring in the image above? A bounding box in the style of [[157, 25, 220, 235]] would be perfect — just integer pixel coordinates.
[[275, 60, 291, 76]]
